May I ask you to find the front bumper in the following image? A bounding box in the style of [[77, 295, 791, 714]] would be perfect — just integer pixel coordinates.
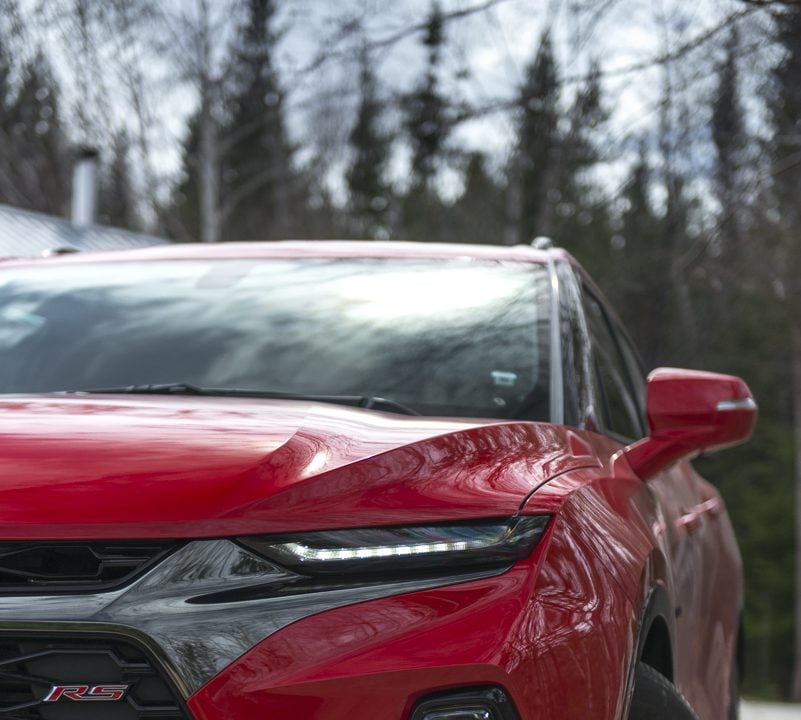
[[0, 517, 636, 720]]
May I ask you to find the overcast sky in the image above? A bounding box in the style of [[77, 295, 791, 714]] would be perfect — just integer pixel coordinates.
[[19, 0, 773, 203], [275, 0, 759, 199]]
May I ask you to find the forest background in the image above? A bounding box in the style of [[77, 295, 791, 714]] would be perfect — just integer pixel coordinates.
[[2, 0, 801, 700]]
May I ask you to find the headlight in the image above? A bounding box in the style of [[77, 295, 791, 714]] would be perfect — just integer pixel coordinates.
[[238, 516, 550, 576]]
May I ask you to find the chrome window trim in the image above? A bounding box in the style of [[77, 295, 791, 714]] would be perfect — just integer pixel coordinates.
[[547, 258, 564, 425]]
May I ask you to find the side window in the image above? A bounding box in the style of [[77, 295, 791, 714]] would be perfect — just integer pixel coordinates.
[[582, 291, 644, 441], [615, 329, 647, 420], [555, 263, 597, 429]]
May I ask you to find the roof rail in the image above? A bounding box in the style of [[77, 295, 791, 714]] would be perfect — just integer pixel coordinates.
[[530, 236, 554, 250]]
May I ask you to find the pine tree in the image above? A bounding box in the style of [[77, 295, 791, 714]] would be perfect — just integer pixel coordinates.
[[400, 1, 450, 241], [514, 31, 560, 244], [346, 48, 391, 239], [98, 131, 137, 230], [563, 140, 654, 360], [712, 29, 748, 258], [0, 28, 9, 117], [562, 63, 606, 180], [451, 153, 504, 244], [619, 144, 657, 259], [0, 22, 16, 208], [552, 63, 610, 259], [769, 4, 801, 702], [169, 113, 202, 241], [1, 52, 69, 215], [404, 2, 448, 192], [772, 10, 801, 236], [222, 0, 293, 241], [706, 27, 759, 408]]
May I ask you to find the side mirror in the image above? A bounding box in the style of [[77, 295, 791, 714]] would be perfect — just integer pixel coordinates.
[[619, 368, 757, 480]]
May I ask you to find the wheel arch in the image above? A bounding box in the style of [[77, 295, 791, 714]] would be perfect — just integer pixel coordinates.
[[623, 584, 677, 718], [640, 612, 673, 681], [636, 585, 675, 680]]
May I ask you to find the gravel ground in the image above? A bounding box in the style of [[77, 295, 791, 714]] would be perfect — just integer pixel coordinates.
[[741, 701, 801, 719]]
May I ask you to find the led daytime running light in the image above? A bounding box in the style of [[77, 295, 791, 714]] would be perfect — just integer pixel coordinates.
[[275, 536, 493, 563], [238, 516, 550, 576]]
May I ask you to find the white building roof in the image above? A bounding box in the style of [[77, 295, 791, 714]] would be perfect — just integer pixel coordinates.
[[0, 204, 168, 258]]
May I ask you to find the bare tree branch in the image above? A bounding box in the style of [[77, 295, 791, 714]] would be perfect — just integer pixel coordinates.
[[291, 0, 516, 82], [563, 6, 757, 84]]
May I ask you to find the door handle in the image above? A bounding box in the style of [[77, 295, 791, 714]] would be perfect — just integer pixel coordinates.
[[676, 510, 701, 534], [676, 496, 721, 534], [696, 497, 722, 518]]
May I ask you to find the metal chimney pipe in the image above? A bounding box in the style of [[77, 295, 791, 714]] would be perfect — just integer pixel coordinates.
[[71, 146, 99, 227]]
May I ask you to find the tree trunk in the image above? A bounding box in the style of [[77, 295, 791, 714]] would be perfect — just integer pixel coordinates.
[[791, 322, 801, 702]]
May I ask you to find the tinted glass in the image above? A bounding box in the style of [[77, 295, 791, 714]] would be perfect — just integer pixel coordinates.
[[616, 329, 647, 418], [583, 292, 643, 440], [0, 258, 551, 420]]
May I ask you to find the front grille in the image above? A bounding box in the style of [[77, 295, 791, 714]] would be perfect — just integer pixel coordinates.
[[0, 635, 188, 720], [0, 543, 174, 593]]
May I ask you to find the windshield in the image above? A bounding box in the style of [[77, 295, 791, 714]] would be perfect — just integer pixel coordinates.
[[0, 258, 551, 420]]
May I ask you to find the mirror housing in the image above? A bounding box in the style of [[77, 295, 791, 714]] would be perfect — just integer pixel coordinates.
[[619, 367, 757, 480]]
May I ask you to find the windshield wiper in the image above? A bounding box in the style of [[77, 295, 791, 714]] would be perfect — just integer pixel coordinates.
[[66, 383, 420, 416]]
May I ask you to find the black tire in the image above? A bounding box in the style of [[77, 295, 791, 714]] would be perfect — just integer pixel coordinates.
[[629, 663, 698, 720]]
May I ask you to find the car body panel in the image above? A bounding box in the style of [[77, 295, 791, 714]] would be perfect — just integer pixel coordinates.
[[188, 512, 637, 720], [0, 394, 598, 539], [525, 428, 742, 719]]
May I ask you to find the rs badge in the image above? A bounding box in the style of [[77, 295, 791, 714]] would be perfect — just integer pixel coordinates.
[[43, 685, 130, 702]]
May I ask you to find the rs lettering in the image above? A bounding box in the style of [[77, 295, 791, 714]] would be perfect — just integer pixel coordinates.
[[44, 686, 89, 702], [43, 684, 129, 702]]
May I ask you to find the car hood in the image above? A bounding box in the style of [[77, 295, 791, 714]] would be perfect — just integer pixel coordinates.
[[0, 395, 596, 539]]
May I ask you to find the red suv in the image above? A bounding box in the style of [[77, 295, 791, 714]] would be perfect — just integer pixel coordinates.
[[0, 241, 754, 720]]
